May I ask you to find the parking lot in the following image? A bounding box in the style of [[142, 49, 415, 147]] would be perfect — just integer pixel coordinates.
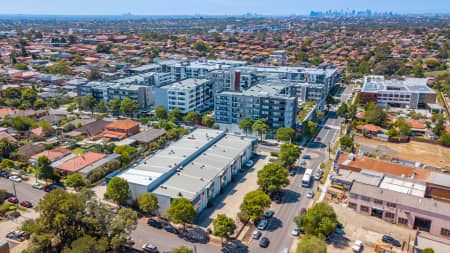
[[328, 203, 415, 253], [196, 152, 270, 228]]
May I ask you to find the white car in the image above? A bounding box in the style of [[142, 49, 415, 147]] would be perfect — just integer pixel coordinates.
[[307, 190, 314, 199], [291, 225, 300, 236], [143, 243, 158, 253], [300, 160, 306, 166], [32, 183, 43, 190], [9, 175, 22, 183], [352, 240, 363, 252], [252, 230, 262, 239]]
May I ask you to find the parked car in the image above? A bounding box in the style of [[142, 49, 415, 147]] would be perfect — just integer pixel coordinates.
[[299, 160, 306, 166], [257, 219, 269, 230], [291, 225, 300, 236], [20, 201, 32, 208], [281, 248, 289, 253], [164, 225, 178, 234], [7, 197, 18, 204], [316, 137, 321, 141], [289, 170, 295, 176], [142, 243, 159, 253], [1, 171, 10, 178], [382, 235, 401, 247], [300, 208, 307, 215], [252, 230, 262, 239], [245, 160, 254, 167], [43, 185, 54, 192], [32, 183, 43, 190], [9, 175, 21, 183], [352, 240, 363, 252], [306, 190, 314, 199], [314, 170, 323, 180], [269, 158, 276, 162], [259, 237, 270, 248], [147, 219, 162, 229], [6, 231, 29, 241], [302, 155, 311, 159], [264, 210, 275, 218]]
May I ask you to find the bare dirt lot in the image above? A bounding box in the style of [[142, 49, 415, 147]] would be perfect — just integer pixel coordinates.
[[354, 136, 450, 169]]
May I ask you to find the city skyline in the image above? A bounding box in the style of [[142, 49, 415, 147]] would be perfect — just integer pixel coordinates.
[[1, 0, 449, 16]]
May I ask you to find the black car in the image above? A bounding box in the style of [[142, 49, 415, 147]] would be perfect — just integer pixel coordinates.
[[164, 225, 178, 234], [147, 219, 162, 229], [259, 237, 270, 248], [382, 235, 401, 247]]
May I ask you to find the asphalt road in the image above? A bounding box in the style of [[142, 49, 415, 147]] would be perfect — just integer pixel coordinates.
[[247, 84, 353, 253], [0, 177, 46, 207]]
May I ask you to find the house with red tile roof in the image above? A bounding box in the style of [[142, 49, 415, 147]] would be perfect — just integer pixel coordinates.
[[29, 147, 72, 165], [356, 124, 384, 135], [102, 118, 140, 140], [56, 152, 106, 173]]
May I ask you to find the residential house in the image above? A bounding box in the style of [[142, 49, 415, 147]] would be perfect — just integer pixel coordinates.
[[102, 119, 140, 140]]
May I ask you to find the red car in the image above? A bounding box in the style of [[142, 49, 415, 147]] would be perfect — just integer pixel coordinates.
[[316, 137, 321, 141], [20, 201, 33, 208], [7, 197, 18, 204], [43, 185, 53, 192]]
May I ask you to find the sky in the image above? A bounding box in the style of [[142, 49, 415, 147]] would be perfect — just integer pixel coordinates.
[[0, 0, 448, 15]]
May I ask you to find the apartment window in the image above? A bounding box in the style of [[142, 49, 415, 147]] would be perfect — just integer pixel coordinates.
[[360, 205, 369, 212], [398, 217, 408, 225], [349, 193, 358, 199], [348, 202, 357, 210], [361, 196, 371, 202], [385, 212, 395, 219], [440, 228, 450, 237], [374, 199, 383, 205], [386, 202, 397, 208]]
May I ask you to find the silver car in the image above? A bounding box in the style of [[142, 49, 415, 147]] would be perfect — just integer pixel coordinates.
[[9, 175, 22, 183], [32, 183, 43, 190], [257, 219, 268, 230]]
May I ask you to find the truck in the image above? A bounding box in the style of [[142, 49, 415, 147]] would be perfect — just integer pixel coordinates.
[[302, 169, 313, 187]]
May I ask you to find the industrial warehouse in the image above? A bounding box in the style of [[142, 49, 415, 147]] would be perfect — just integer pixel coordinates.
[[117, 128, 256, 214]]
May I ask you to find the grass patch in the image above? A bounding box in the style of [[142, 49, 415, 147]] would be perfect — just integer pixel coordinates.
[[425, 70, 448, 77]]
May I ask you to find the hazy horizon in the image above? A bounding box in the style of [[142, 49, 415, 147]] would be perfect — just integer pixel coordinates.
[[1, 0, 449, 16]]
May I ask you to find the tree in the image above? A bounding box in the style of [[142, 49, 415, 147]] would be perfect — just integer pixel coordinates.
[[257, 163, 289, 193], [138, 193, 159, 216], [252, 118, 269, 140], [316, 110, 325, 122], [239, 117, 254, 136], [212, 214, 236, 243], [303, 121, 318, 139], [168, 108, 182, 122], [364, 103, 387, 127], [12, 116, 36, 131], [87, 68, 102, 80], [387, 128, 398, 137], [439, 132, 450, 147], [184, 111, 200, 125], [33, 99, 47, 110], [21, 88, 38, 104], [339, 136, 353, 149], [109, 98, 121, 116], [96, 43, 111, 53], [193, 40, 208, 52], [155, 105, 168, 120], [276, 127, 295, 142], [240, 190, 271, 222], [81, 94, 97, 115], [336, 103, 348, 118], [36, 156, 53, 182], [172, 246, 193, 253], [166, 197, 196, 230], [295, 202, 337, 237], [421, 248, 435, 253], [394, 118, 412, 136], [433, 118, 445, 137], [120, 98, 139, 117], [413, 64, 424, 77], [279, 143, 301, 168], [95, 101, 108, 113], [64, 173, 86, 191], [202, 115, 215, 128], [0, 138, 16, 159], [62, 235, 108, 253], [296, 235, 327, 253], [105, 177, 130, 205], [1, 159, 14, 170]]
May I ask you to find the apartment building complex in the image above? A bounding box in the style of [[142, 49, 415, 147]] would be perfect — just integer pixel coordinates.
[[360, 75, 437, 109], [215, 81, 297, 129], [154, 78, 213, 113]]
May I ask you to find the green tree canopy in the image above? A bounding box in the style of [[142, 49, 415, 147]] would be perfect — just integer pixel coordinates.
[[108, 98, 121, 116], [239, 117, 254, 135], [303, 121, 318, 139], [276, 127, 296, 142], [36, 156, 53, 182], [257, 162, 289, 193], [0, 138, 16, 159], [212, 214, 236, 242], [172, 246, 193, 253], [64, 173, 86, 191], [81, 94, 97, 115], [279, 143, 301, 168], [138, 193, 159, 216], [364, 103, 388, 127], [294, 202, 337, 237], [240, 190, 271, 222], [105, 177, 130, 205], [62, 235, 108, 253], [296, 235, 327, 253], [166, 197, 196, 230], [184, 111, 200, 125], [336, 103, 348, 118], [252, 118, 269, 140], [120, 98, 139, 117], [339, 136, 353, 148], [202, 115, 215, 128], [155, 104, 168, 120]]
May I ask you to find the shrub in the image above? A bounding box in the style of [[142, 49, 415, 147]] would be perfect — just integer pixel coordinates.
[[270, 152, 279, 157]]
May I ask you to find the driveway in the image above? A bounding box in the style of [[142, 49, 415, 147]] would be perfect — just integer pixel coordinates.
[[196, 153, 269, 229]]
